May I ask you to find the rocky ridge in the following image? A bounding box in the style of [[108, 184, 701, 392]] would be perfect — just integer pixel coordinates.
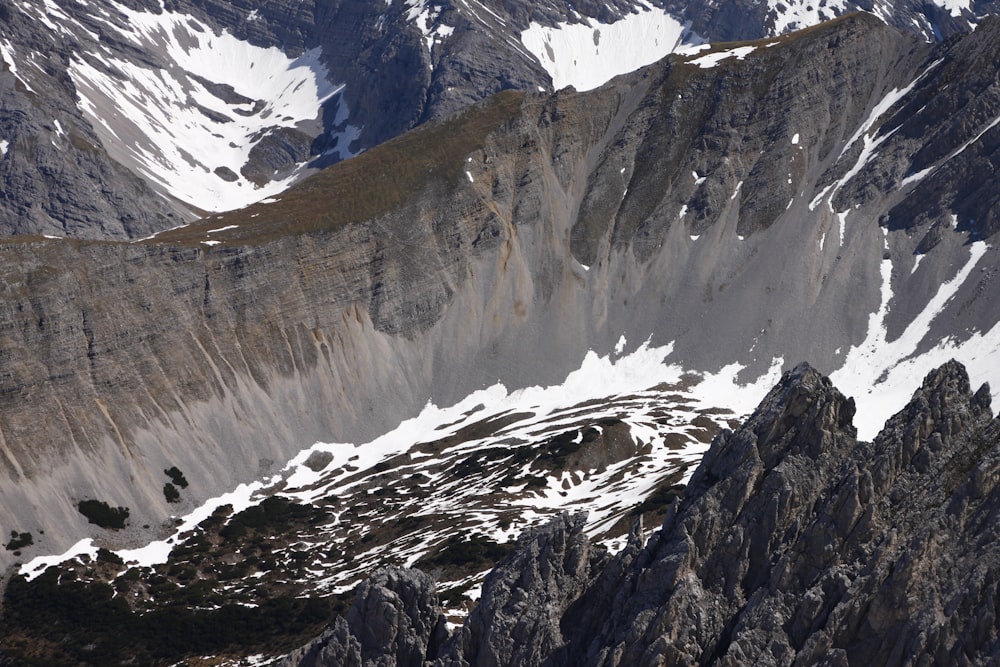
[[281, 360, 1000, 666], [2, 0, 999, 239]]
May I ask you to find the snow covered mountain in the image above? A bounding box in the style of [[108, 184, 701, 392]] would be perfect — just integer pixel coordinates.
[[0, 0, 694, 238], [1, 2, 999, 576]]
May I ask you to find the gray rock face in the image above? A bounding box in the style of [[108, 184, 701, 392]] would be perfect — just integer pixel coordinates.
[[284, 360, 1000, 666], [444, 513, 608, 667], [668, 0, 997, 40], [280, 567, 449, 667]]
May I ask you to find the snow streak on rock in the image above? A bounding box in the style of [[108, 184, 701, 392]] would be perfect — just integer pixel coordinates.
[[687, 44, 757, 68], [831, 241, 997, 439]]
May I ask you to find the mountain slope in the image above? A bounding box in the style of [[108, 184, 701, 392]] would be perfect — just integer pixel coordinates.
[[1, 14, 999, 572]]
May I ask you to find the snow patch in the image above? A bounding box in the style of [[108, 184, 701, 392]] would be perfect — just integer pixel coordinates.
[[837, 210, 848, 246], [931, 0, 971, 17], [22, 539, 99, 581], [207, 225, 238, 234], [688, 45, 756, 69], [768, 0, 850, 34], [67, 8, 342, 213], [0, 39, 34, 92], [0, 140, 8, 156], [520, 9, 692, 92]]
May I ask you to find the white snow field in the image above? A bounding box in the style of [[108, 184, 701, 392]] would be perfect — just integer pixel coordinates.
[[520, 6, 698, 91], [67, 6, 345, 213], [832, 241, 1000, 440]]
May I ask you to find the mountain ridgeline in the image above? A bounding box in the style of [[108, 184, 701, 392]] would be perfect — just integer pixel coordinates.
[[0, 0, 997, 238], [277, 360, 1000, 666]]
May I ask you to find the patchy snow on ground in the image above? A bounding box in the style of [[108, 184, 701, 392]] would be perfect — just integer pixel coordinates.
[[687, 44, 756, 68], [520, 8, 694, 91], [66, 7, 343, 213], [405, 0, 454, 52], [20, 539, 98, 581], [767, 0, 851, 34], [20, 340, 788, 587]]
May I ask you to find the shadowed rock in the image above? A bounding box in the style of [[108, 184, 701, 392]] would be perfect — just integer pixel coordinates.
[[280, 567, 449, 667]]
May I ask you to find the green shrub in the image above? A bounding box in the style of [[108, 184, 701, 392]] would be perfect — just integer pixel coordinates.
[[416, 534, 512, 571], [630, 483, 685, 517], [219, 497, 316, 541], [77, 500, 129, 530], [5, 530, 32, 551], [96, 548, 124, 565], [1, 567, 336, 663], [164, 466, 189, 488], [163, 482, 180, 503]]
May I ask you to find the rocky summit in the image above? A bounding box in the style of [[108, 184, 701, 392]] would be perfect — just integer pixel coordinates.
[[275, 360, 1000, 667]]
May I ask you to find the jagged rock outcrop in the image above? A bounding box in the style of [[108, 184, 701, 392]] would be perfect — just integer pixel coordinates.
[[553, 361, 1000, 666], [288, 360, 1000, 666], [443, 513, 608, 667], [551, 362, 1000, 664], [280, 568, 450, 667]]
